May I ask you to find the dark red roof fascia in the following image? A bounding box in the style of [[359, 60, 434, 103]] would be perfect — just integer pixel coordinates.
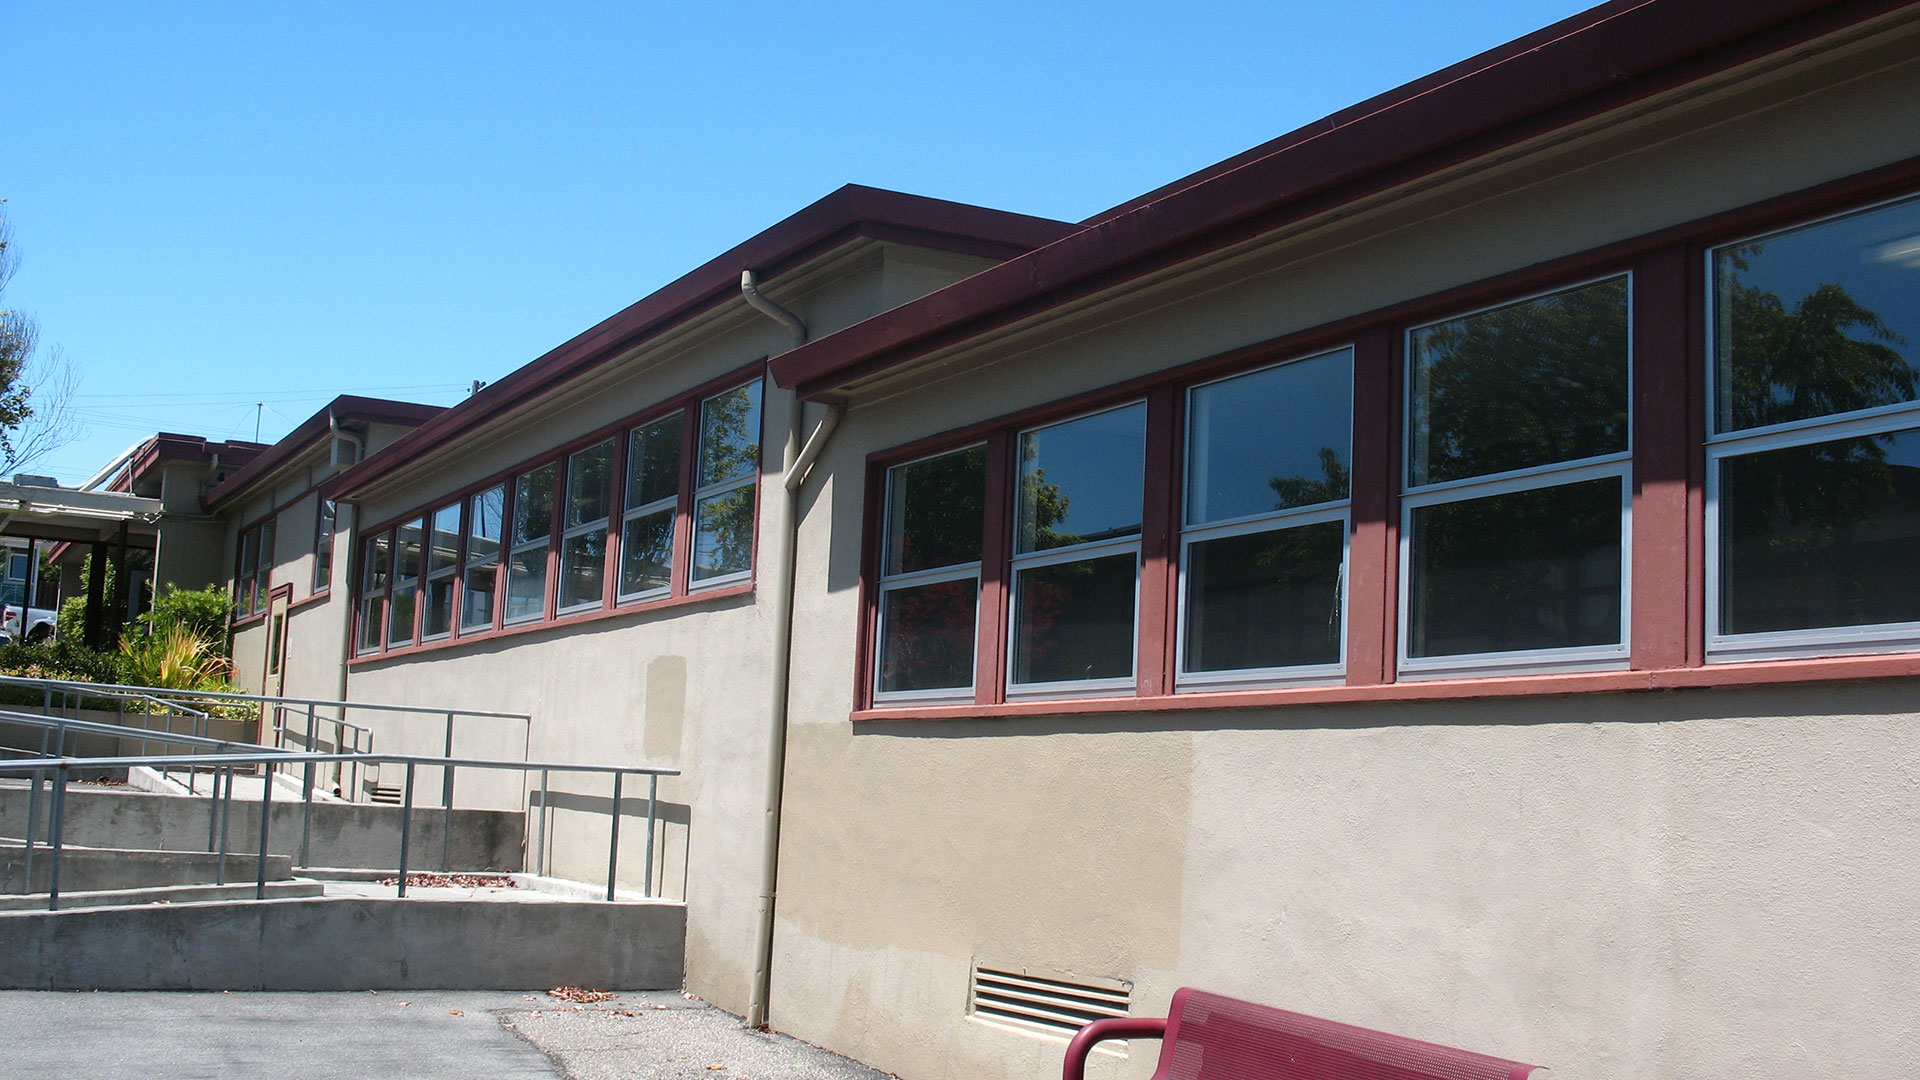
[[324, 185, 1078, 500], [771, 0, 1912, 397], [118, 433, 268, 493], [203, 396, 444, 512]]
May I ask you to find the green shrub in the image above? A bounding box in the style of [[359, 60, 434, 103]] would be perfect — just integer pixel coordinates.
[[56, 555, 114, 640], [138, 584, 234, 655]]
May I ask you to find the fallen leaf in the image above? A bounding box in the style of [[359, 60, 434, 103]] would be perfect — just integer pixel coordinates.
[[449, 1010, 465, 1016]]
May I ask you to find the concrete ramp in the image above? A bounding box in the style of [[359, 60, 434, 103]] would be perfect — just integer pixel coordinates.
[[0, 892, 685, 990]]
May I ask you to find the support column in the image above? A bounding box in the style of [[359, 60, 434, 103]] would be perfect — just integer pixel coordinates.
[[83, 540, 107, 648]]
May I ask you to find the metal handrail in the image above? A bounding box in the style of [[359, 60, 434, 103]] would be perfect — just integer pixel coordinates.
[[0, 673, 530, 718], [2, 750, 676, 911]]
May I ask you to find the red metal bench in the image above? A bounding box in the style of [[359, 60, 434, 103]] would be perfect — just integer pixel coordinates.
[[1064, 988, 1542, 1080]]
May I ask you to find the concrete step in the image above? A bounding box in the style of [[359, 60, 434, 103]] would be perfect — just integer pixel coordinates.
[[0, 877, 324, 911], [1, 841, 294, 894]]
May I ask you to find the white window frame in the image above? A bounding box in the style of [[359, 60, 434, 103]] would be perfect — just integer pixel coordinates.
[[356, 533, 387, 656], [504, 466, 555, 626], [1396, 273, 1635, 679], [460, 485, 504, 634], [872, 444, 985, 706], [556, 440, 614, 616], [422, 502, 460, 642], [617, 413, 682, 604], [1176, 350, 1353, 692], [1004, 403, 1146, 700], [1703, 192, 1920, 661], [689, 380, 762, 592], [387, 517, 424, 647]]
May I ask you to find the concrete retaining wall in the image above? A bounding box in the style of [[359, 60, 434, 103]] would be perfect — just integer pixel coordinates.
[[0, 896, 686, 990], [0, 843, 291, 893], [0, 783, 523, 872]]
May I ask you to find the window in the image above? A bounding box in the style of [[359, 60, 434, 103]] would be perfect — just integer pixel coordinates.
[[349, 367, 769, 657], [387, 517, 423, 647], [1009, 403, 1147, 695], [691, 381, 762, 586], [1707, 193, 1920, 658], [236, 518, 275, 616], [558, 440, 614, 612], [356, 533, 388, 655], [1400, 276, 1632, 675], [460, 485, 504, 632], [423, 503, 460, 639], [874, 445, 986, 701], [313, 499, 337, 592], [620, 412, 681, 600], [506, 464, 555, 623], [1181, 348, 1352, 686]]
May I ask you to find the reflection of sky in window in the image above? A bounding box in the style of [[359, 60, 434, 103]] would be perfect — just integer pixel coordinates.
[[1188, 349, 1352, 525], [1720, 196, 1920, 380], [1881, 426, 1920, 469], [1018, 402, 1146, 550]]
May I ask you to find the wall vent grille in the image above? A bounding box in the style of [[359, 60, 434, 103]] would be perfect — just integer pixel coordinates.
[[968, 963, 1132, 1046]]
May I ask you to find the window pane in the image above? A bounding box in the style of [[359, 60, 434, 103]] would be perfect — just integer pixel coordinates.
[[467, 486, 504, 563], [314, 500, 336, 590], [387, 588, 416, 646], [1408, 477, 1623, 658], [361, 534, 390, 593], [566, 440, 615, 528], [1721, 427, 1920, 635], [394, 518, 424, 582], [358, 597, 382, 651], [460, 564, 496, 631], [1012, 552, 1137, 685], [878, 579, 978, 693], [1017, 403, 1147, 553], [240, 529, 259, 577], [1185, 520, 1345, 673], [260, 520, 276, 568], [620, 508, 674, 596], [1714, 195, 1920, 432], [628, 413, 683, 509], [1408, 277, 1629, 486], [424, 578, 454, 638], [513, 466, 556, 544], [558, 531, 606, 610], [698, 381, 763, 487], [885, 446, 985, 575], [692, 487, 755, 582], [428, 504, 460, 575], [505, 545, 548, 621], [1188, 350, 1353, 525]]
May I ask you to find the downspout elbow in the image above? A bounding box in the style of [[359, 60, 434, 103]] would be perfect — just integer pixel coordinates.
[[740, 270, 807, 351]]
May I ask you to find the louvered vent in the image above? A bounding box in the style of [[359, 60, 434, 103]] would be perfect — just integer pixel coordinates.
[[968, 963, 1132, 1048]]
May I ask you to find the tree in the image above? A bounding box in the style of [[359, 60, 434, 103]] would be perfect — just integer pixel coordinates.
[[0, 201, 81, 472]]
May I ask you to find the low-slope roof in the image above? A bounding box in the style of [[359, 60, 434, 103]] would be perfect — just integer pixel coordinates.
[[326, 184, 1080, 500], [202, 395, 444, 512], [770, 0, 1905, 398]]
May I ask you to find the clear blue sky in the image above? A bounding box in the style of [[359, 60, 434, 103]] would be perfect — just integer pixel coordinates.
[[3, 0, 1594, 486]]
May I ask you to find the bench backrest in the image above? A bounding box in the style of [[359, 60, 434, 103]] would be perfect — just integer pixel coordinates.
[[1153, 989, 1539, 1080]]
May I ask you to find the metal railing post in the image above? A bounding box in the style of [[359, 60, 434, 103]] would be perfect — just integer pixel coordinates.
[[300, 759, 316, 869], [216, 764, 233, 885], [645, 773, 658, 899], [47, 764, 66, 911], [22, 767, 41, 888], [256, 761, 273, 900], [606, 771, 623, 902], [396, 761, 416, 898], [442, 765, 455, 872], [535, 769, 550, 878], [207, 762, 222, 849], [40, 684, 49, 715]]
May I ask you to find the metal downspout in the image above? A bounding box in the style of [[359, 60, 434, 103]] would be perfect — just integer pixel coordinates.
[[740, 270, 830, 1030]]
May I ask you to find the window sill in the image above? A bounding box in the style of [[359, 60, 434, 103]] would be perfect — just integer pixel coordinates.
[[850, 652, 1920, 722], [349, 582, 754, 665]]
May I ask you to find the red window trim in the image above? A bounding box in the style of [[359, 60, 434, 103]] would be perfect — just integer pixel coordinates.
[[312, 497, 337, 596], [233, 514, 277, 625], [349, 359, 766, 659], [854, 158, 1920, 719]]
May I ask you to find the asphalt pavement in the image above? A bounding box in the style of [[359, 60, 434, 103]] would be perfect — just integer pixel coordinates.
[[0, 988, 895, 1080]]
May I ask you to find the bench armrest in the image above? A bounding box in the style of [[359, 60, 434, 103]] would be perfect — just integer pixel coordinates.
[[1063, 1018, 1169, 1080]]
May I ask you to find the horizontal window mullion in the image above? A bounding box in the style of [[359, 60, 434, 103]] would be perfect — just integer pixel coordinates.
[[693, 473, 757, 502], [1401, 451, 1630, 503], [1009, 535, 1140, 570], [1705, 403, 1920, 456], [878, 562, 982, 590], [622, 496, 676, 521], [1181, 502, 1349, 544], [562, 519, 609, 541]]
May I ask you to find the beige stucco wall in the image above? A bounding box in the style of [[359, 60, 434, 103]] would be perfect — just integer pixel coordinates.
[[768, 26, 1920, 1080], [338, 239, 1007, 1015]]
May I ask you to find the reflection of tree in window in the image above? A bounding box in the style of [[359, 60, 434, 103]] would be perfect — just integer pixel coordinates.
[[1269, 448, 1348, 509]]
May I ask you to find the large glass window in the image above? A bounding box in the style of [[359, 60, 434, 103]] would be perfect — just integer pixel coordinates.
[[1009, 402, 1146, 693], [313, 499, 337, 593], [422, 504, 460, 639], [875, 445, 985, 699], [506, 465, 555, 623], [620, 412, 682, 600], [1401, 275, 1631, 672], [1709, 194, 1920, 656], [1181, 348, 1351, 684], [460, 485, 504, 632], [558, 440, 614, 612], [357, 533, 389, 655], [387, 517, 423, 647], [690, 380, 762, 586]]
